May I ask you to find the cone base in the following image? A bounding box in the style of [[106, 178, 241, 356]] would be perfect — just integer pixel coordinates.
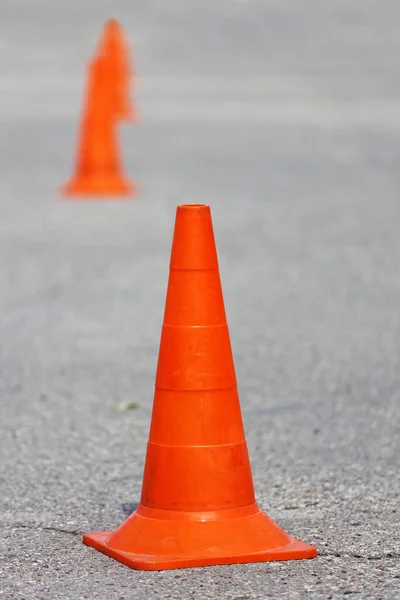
[[62, 175, 135, 198], [83, 505, 317, 571]]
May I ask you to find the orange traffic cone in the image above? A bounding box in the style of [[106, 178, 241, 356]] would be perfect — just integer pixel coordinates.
[[63, 19, 135, 198], [97, 18, 137, 122], [83, 205, 317, 570]]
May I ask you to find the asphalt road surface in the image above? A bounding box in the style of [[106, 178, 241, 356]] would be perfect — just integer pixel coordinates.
[[0, 1, 399, 599]]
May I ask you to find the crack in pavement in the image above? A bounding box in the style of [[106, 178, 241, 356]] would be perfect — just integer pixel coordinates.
[[318, 551, 399, 561], [9, 523, 81, 537]]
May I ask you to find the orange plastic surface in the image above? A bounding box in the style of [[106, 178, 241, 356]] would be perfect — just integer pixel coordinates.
[[63, 19, 135, 198], [97, 18, 137, 122], [83, 204, 317, 569]]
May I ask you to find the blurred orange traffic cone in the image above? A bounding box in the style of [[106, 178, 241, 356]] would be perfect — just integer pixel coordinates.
[[83, 205, 317, 569], [63, 19, 135, 198], [97, 18, 137, 122]]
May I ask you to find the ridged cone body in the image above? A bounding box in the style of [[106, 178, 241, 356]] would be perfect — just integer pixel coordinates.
[[63, 19, 135, 198], [83, 205, 317, 569]]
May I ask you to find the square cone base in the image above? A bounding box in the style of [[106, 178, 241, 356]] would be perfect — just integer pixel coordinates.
[[62, 175, 135, 198], [83, 505, 317, 571]]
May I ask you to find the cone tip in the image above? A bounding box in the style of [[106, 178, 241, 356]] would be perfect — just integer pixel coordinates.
[[177, 204, 210, 213], [101, 18, 123, 41], [105, 18, 121, 29], [171, 204, 217, 270]]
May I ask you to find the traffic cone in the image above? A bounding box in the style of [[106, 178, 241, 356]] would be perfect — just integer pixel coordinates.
[[97, 18, 137, 122], [63, 19, 135, 198], [83, 205, 317, 570]]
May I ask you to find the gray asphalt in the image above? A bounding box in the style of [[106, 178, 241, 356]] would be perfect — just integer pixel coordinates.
[[0, 1, 399, 599]]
